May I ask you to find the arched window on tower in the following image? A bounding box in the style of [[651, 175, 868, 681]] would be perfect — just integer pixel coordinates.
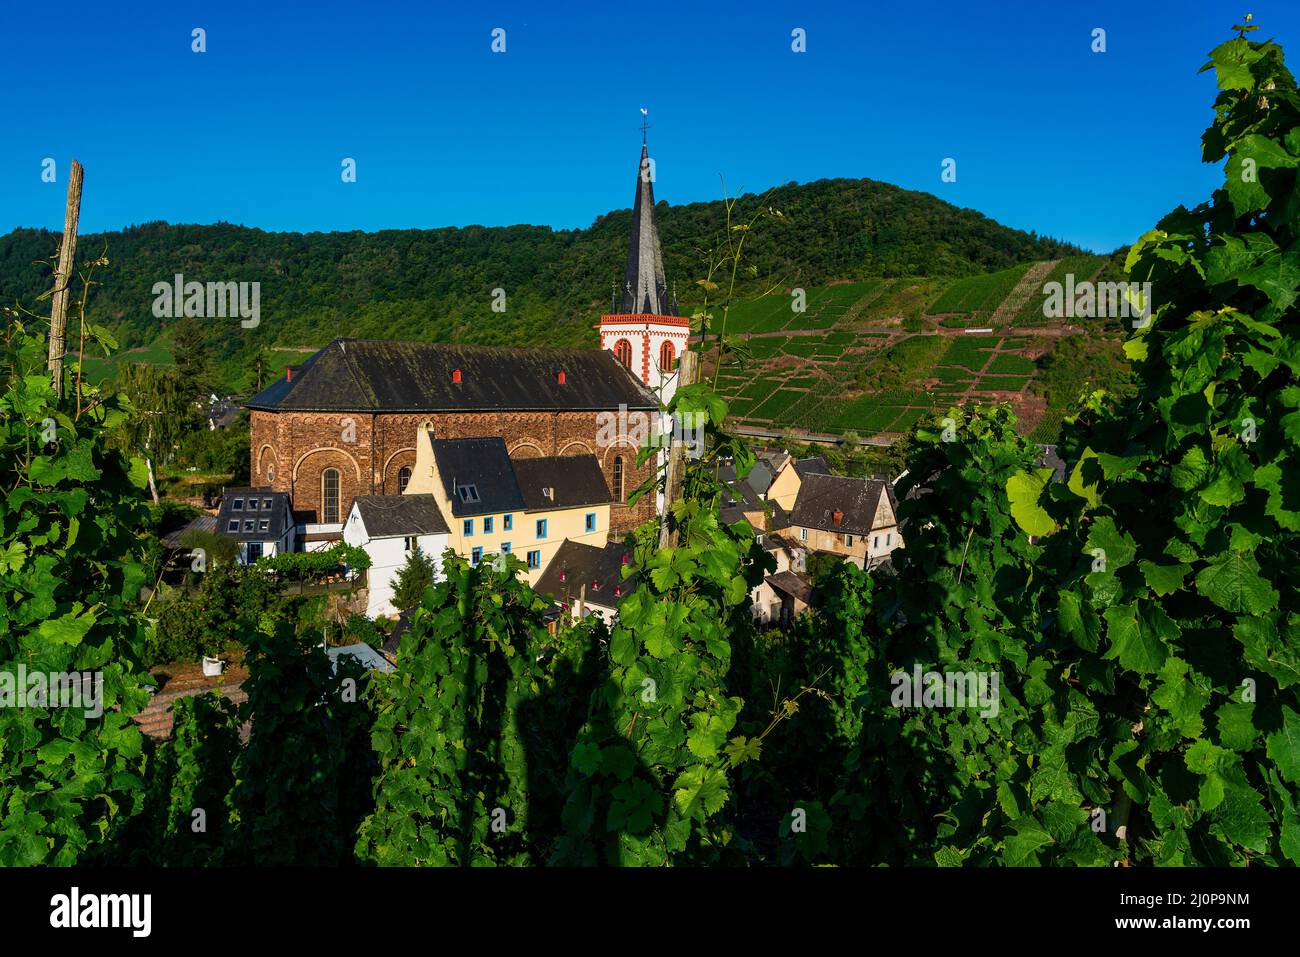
[[398, 466, 412, 493], [614, 338, 633, 369], [659, 340, 677, 372], [322, 468, 340, 524], [613, 456, 624, 503]]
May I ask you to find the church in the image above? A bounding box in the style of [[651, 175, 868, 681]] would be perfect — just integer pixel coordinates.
[[244, 136, 692, 552]]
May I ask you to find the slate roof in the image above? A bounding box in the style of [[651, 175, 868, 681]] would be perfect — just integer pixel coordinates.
[[718, 459, 784, 528], [163, 514, 219, 550], [245, 338, 656, 413], [622, 141, 678, 316], [765, 571, 816, 606], [513, 455, 612, 511], [215, 488, 292, 542], [431, 436, 526, 518], [534, 540, 639, 609], [351, 494, 450, 538], [789, 473, 894, 537], [792, 456, 832, 478], [1036, 444, 1068, 483]]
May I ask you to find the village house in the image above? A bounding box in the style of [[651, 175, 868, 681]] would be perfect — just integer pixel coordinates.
[[342, 494, 450, 618], [766, 456, 902, 570], [533, 539, 639, 625], [213, 488, 295, 565], [398, 433, 614, 587]]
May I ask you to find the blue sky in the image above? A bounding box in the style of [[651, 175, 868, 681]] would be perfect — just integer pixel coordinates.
[[3, 1, 1297, 252]]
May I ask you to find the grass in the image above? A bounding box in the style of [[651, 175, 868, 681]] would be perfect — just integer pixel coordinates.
[[78, 338, 175, 385]]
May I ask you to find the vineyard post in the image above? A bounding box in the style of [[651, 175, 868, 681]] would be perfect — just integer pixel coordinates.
[[47, 159, 85, 399], [658, 349, 699, 550]]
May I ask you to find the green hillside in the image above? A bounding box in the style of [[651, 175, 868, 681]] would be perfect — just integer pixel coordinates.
[[0, 176, 1083, 395], [704, 252, 1133, 445]]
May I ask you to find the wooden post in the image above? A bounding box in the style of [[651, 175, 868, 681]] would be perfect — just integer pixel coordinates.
[[658, 350, 699, 550], [48, 159, 85, 398]]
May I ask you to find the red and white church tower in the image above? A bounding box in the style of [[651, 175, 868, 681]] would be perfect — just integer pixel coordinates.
[[598, 134, 691, 408]]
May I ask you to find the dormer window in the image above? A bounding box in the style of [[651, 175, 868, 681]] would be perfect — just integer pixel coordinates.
[[263, 498, 273, 509], [248, 499, 259, 511], [457, 484, 480, 504], [244, 520, 255, 532], [232, 498, 243, 511]]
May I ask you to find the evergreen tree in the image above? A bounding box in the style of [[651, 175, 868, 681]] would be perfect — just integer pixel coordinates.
[[391, 544, 435, 611]]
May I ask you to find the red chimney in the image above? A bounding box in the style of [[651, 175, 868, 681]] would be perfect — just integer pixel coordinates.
[[559, 569, 567, 582], [285, 366, 292, 382], [621, 553, 631, 566], [557, 369, 566, 385], [832, 509, 844, 526], [452, 369, 462, 384], [591, 579, 600, 591], [614, 585, 622, 598]]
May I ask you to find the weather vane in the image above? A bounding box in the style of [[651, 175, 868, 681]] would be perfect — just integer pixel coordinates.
[[639, 107, 651, 142]]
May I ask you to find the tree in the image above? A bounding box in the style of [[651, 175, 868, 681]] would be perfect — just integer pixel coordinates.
[[114, 362, 199, 502], [390, 544, 434, 611], [171, 317, 217, 399]]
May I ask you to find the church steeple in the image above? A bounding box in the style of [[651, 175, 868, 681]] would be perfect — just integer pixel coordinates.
[[622, 139, 677, 316]]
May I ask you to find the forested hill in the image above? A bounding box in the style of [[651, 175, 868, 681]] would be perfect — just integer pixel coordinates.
[[0, 176, 1084, 392]]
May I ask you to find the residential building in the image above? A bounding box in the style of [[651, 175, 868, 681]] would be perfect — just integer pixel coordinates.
[[534, 539, 639, 624], [403, 433, 612, 587], [765, 456, 902, 569], [343, 494, 450, 618], [214, 488, 295, 565]]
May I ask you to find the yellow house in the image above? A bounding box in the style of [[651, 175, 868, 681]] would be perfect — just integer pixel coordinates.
[[405, 432, 612, 585], [765, 455, 902, 568]]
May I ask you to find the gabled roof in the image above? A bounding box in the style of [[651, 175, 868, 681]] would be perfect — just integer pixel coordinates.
[[534, 539, 639, 609], [350, 494, 450, 538], [215, 487, 291, 542], [245, 338, 657, 413], [792, 455, 832, 479], [163, 514, 219, 550], [766, 570, 816, 606], [512, 455, 612, 511], [431, 436, 526, 518], [788, 473, 895, 537]]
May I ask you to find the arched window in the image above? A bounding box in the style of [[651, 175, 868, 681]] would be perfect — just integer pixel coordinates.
[[612, 456, 624, 502], [659, 340, 676, 372], [614, 339, 633, 369], [398, 466, 412, 493], [322, 468, 340, 524]]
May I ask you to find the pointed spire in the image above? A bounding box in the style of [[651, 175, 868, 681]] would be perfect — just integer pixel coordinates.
[[622, 137, 677, 316]]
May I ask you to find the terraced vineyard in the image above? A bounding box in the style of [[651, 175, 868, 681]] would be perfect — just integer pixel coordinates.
[[704, 254, 1131, 444]]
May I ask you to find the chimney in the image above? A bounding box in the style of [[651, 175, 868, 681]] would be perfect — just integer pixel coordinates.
[[452, 369, 462, 384], [285, 366, 293, 382], [559, 567, 567, 582], [621, 552, 631, 566], [832, 509, 844, 526], [591, 579, 600, 591], [557, 370, 566, 385]]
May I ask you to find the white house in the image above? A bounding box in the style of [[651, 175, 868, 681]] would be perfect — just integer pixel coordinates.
[[343, 494, 450, 619]]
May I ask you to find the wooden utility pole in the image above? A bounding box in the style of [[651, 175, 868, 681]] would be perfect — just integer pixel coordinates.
[[47, 159, 85, 399], [658, 349, 699, 550]]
